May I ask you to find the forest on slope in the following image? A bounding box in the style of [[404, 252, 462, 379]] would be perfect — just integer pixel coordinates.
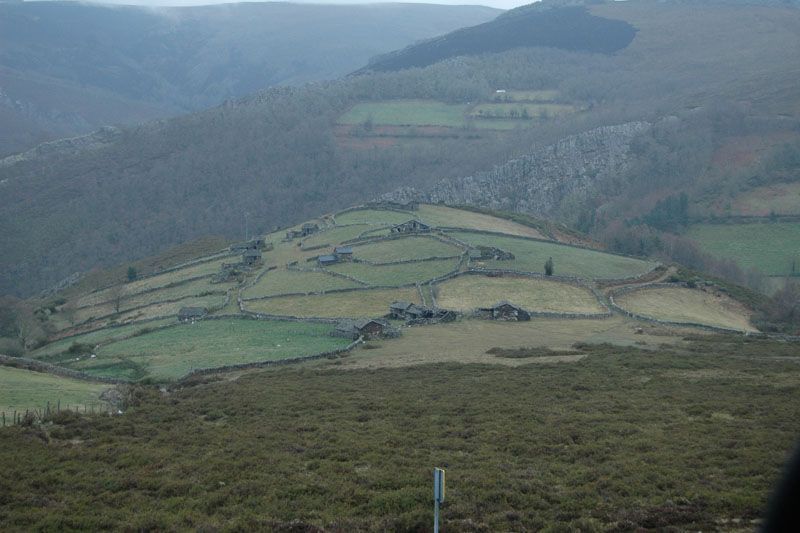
[[0, 1, 499, 155], [1, 0, 800, 297]]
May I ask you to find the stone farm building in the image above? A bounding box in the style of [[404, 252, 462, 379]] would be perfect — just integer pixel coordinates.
[[390, 220, 431, 234], [242, 249, 262, 266], [334, 246, 354, 261], [178, 307, 207, 321], [318, 254, 339, 267], [332, 318, 395, 340], [477, 301, 530, 321]]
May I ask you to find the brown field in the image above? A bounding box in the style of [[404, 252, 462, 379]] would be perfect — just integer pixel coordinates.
[[242, 268, 362, 299], [434, 275, 606, 314], [416, 204, 546, 238], [615, 286, 756, 331], [242, 287, 420, 318], [336, 316, 687, 369]]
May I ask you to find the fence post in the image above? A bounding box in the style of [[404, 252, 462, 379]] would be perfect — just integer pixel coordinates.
[[2, 412, 4, 427]]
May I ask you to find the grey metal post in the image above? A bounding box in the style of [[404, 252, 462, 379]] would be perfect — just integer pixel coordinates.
[[434, 499, 440, 533]]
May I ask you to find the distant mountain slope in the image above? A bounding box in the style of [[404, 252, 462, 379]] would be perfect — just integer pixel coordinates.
[[355, 2, 636, 74], [2, 0, 800, 297], [0, 1, 500, 155]]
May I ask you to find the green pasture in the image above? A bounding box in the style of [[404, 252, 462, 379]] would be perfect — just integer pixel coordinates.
[[338, 100, 469, 127], [75, 258, 229, 308], [74, 277, 229, 323], [0, 366, 110, 416], [451, 231, 656, 279], [686, 222, 800, 276], [327, 258, 459, 287], [301, 225, 371, 248], [244, 287, 420, 319], [333, 209, 414, 226], [31, 318, 177, 360], [242, 269, 362, 299], [353, 236, 463, 263], [91, 294, 226, 328], [69, 319, 348, 381], [470, 102, 577, 120], [490, 89, 560, 102]]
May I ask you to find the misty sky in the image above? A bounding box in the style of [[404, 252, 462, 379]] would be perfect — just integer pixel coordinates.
[[69, 0, 529, 11]]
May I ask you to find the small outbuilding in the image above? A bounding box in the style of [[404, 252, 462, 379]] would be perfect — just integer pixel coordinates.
[[334, 246, 354, 261], [318, 254, 340, 267], [178, 307, 207, 321], [478, 301, 530, 321], [389, 300, 416, 319], [242, 249, 262, 266], [332, 318, 394, 340], [390, 220, 431, 234], [301, 223, 320, 236]]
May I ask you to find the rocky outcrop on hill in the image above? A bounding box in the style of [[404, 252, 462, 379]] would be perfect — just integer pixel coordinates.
[[381, 121, 650, 216]]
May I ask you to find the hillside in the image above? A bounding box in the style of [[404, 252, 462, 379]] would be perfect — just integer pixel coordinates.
[[4, 203, 765, 381], [3, 204, 797, 530], [355, 2, 636, 74], [2, 0, 800, 297], [0, 1, 499, 155]]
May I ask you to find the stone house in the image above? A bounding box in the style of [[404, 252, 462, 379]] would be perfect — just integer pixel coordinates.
[[242, 249, 262, 266], [332, 318, 394, 340], [478, 301, 530, 321], [334, 246, 354, 261], [390, 220, 431, 234], [318, 254, 339, 267]]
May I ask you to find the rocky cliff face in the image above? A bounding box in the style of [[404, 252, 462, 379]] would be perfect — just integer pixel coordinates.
[[381, 121, 650, 217]]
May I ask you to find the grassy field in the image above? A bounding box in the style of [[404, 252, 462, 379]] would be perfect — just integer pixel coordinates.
[[300, 225, 370, 248], [0, 366, 110, 416], [31, 318, 177, 359], [338, 100, 469, 127], [729, 182, 800, 216], [68, 319, 349, 381], [353, 236, 463, 263], [686, 222, 800, 275], [327, 258, 459, 287], [338, 315, 683, 369], [2, 337, 798, 529], [434, 275, 605, 314], [451, 231, 657, 279], [416, 204, 545, 238], [615, 286, 755, 331], [242, 269, 362, 299], [333, 209, 414, 226], [490, 89, 560, 102], [243, 287, 420, 318], [470, 102, 577, 119], [87, 294, 226, 328], [75, 258, 229, 308], [74, 277, 230, 323]]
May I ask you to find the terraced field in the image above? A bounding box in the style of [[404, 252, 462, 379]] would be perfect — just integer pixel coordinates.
[[687, 222, 800, 275], [71, 319, 349, 381], [333, 209, 414, 226], [352, 236, 463, 262], [470, 102, 577, 119], [84, 294, 227, 328], [300, 224, 371, 248], [338, 100, 469, 127], [76, 257, 230, 307], [243, 269, 362, 299], [416, 204, 546, 238], [243, 287, 420, 319], [0, 366, 110, 415], [434, 275, 606, 314], [614, 286, 755, 332], [450, 231, 657, 279], [328, 258, 459, 287], [31, 318, 177, 359]]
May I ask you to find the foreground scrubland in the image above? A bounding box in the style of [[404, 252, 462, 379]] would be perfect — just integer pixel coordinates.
[[1, 337, 798, 530]]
